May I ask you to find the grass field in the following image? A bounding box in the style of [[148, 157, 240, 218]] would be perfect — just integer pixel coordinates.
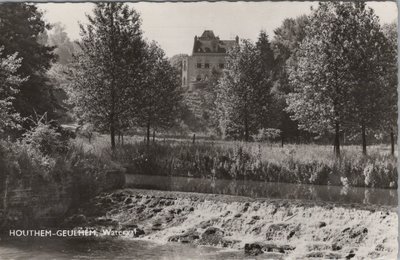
[[74, 134, 397, 189]]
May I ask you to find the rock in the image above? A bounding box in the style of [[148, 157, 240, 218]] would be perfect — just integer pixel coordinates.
[[200, 227, 225, 245], [325, 252, 343, 259], [346, 251, 356, 259], [332, 243, 342, 251], [164, 200, 174, 206], [318, 221, 327, 228], [265, 223, 289, 241], [134, 228, 145, 237], [287, 230, 296, 239], [245, 243, 264, 256], [168, 230, 200, 243], [264, 243, 295, 253], [221, 239, 240, 248], [245, 242, 295, 256], [152, 208, 163, 213], [198, 219, 215, 229], [124, 197, 133, 204], [375, 244, 384, 251], [234, 213, 242, 218], [332, 225, 369, 248], [149, 198, 161, 208], [136, 205, 146, 213], [306, 251, 324, 258]]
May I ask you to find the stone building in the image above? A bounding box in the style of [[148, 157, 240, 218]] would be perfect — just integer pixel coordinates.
[[181, 30, 239, 91]]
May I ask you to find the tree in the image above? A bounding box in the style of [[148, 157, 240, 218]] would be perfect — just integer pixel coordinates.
[[48, 22, 78, 65], [135, 42, 182, 146], [0, 3, 57, 122], [256, 31, 277, 129], [0, 47, 26, 137], [381, 22, 397, 155], [216, 39, 274, 141], [286, 2, 391, 157], [272, 15, 309, 146], [70, 3, 146, 149], [45, 23, 80, 124], [341, 3, 393, 155], [287, 3, 352, 157], [169, 53, 188, 83]]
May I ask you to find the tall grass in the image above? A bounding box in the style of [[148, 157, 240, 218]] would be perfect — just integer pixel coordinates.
[[79, 136, 397, 189]]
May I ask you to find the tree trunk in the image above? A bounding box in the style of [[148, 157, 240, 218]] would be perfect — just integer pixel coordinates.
[[192, 134, 196, 144], [281, 131, 284, 148], [390, 128, 394, 156], [110, 122, 116, 149], [146, 121, 151, 147], [334, 121, 340, 158], [152, 130, 155, 143], [361, 123, 367, 155]]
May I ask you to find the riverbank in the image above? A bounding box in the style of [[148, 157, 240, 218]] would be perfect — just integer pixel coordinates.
[[77, 137, 398, 189], [64, 188, 398, 259]]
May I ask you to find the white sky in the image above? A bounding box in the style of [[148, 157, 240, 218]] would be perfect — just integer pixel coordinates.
[[37, 2, 397, 57]]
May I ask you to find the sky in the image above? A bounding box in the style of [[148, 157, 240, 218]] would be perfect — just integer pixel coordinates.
[[37, 2, 397, 58]]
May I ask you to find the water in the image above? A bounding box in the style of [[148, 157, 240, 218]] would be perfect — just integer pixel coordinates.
[[0, 237, 259, 260], [2, 175, 396, 259], [125, 174, 398, 206]]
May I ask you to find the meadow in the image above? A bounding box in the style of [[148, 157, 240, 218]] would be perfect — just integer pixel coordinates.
[[75, 134, 398, 189]]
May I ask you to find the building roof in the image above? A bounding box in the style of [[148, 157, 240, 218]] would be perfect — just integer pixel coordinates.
[[192, 30, 238, 54]]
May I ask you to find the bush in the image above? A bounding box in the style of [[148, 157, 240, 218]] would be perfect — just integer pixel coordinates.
[[23, 123, 70, 156]]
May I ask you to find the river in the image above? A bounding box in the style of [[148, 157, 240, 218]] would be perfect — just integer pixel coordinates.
[[125, 174, 397, 206], [0, 237, 265, 260], [0, 175, 396, 259]]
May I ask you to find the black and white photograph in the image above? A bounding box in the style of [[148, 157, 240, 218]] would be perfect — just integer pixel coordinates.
[[0, 1, 398, 259]]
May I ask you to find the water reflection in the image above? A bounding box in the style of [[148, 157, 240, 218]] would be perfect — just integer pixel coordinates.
[[0, 238, 253, 260], [125, 174, 397, 206]]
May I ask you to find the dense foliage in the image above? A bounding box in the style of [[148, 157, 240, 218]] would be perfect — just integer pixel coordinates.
[[0, 48, 25, 137], [216, 37, 275, 141], [286, 2, 394, 156], [0, 3, 57, 122]]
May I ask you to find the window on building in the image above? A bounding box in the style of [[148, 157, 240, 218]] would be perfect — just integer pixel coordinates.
[[183, 77, 186, 86], [197, 63, 202, 68], [204, 63, 210, 68], [219, 63, 224, 69]]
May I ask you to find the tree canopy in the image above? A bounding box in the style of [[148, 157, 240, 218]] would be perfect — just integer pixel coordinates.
[[286, 2, 392, 156], [70, 3, 146, 148], [0, 4, 57, 121], [216, 38, 275, 141], [0, 47, 26, 137]]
